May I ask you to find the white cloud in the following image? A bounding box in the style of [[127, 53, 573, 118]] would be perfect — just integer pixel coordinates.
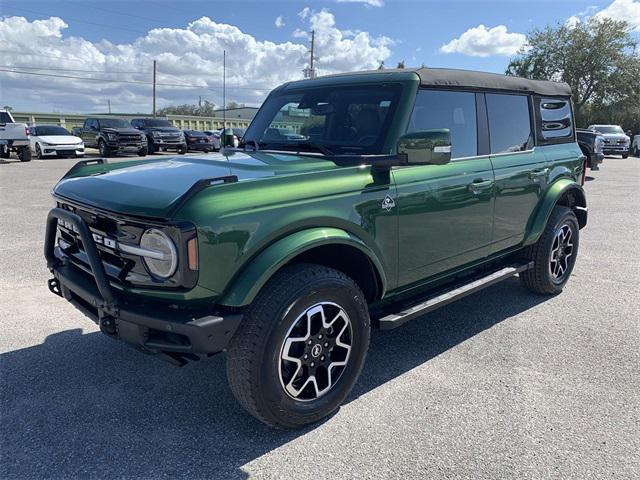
[[292, 28, 309, 38], [335, 0, 384, 7], [565, 15, 581, 28], [594, 0, 640, 30], [275, 16, 285, 28], [439, 24, 526, 57], [0, 13, 393, 113], [298, 7, 311, 20]]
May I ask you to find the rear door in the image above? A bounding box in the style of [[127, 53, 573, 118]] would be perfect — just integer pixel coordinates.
[[486, 93, 549, 253], [393, 89, 495, 286]]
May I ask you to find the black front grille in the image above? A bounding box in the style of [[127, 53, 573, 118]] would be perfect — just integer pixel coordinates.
[[119, 134, 141, 144]]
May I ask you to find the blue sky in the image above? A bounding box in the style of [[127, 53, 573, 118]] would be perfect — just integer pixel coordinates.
[[1, 0, 638, 112]]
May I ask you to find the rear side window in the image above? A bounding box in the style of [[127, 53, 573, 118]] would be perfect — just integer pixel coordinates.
[[539, 98, 573, 141], [0, 111, 13, 123], [486, 93, 532, 154], [408, 90, 477, 159]]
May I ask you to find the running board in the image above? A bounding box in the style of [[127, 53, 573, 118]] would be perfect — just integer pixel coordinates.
[[378, 262, 533, 330]]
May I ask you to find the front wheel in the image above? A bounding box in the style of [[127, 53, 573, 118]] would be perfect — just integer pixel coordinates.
[[178, 144, 187, 154], [622, 153, 629, 159], [98, 139, 111, 157], [36, 144, 44, 160], [520, 206, 579, 295], [138, 146, 148, 157], [226, 264, 370, 429]]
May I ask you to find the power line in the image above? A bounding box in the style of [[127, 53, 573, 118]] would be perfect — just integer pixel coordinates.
[[0, 65, 148, 75], [0, 68, 269, 91], [5, 6, 150, 35]]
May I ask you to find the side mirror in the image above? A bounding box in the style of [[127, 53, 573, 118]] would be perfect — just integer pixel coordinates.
[[398, 129, 452, 165]]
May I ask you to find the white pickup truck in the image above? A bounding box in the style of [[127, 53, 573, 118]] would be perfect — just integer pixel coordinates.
[[0, 110, 31, 161]]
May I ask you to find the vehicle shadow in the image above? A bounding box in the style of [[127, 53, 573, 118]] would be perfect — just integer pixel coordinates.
[[1, 278, 548, 479]]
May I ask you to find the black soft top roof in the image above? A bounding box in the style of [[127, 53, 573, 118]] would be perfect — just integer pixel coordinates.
[[288, 67, 572, 97]]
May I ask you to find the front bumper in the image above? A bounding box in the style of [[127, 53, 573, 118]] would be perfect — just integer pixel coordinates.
[[106, 141, 146, 152], [45, 207, 242, 365], [41, 145, 85, 157], [602, 146, 629, 154]]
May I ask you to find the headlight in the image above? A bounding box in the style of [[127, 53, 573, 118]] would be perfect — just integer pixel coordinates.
[[107, 133, 117, 141], [139, 229, 177, 278]]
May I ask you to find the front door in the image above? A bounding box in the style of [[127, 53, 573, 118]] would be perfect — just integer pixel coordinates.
[[393, 89, 495, 287]]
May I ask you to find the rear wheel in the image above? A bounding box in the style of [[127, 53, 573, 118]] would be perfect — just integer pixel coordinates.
[[226, 264, 370, 429], [520, 206, 579, 295], [18, 146, 31, 162]]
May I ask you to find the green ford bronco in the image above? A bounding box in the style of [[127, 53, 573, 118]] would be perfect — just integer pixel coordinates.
[[45, 68, 587, 428]]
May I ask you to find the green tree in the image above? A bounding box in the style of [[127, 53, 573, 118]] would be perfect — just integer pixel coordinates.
[[157, 100, 218, 117], [507, 18, 640, 130]]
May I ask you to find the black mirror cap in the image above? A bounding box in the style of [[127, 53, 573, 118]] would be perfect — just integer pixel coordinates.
[[398, 129, 451, 165]]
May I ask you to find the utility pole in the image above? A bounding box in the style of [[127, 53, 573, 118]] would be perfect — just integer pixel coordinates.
[[303, 30, 317, 79], [107, 99, 111, 114], [222, 49, 226, 129], [152, 59, 157, 117]]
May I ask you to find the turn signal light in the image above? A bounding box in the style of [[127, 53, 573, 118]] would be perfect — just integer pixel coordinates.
[[187, 237, 198, 271]]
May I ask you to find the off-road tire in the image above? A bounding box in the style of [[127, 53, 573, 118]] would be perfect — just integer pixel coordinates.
[[226, 263, 370, 429], [178, 144, 187, 154], [0, 147, 9, 159], [520, 206, 579, 295], [18, 146, 31, 162], [138, 146, 148, 157], [622, 153, 629, 159], [98, 139, 111, 157]]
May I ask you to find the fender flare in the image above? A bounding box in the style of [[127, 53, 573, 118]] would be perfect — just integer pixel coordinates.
[[217, 227, 387, 307], [523, 179, 587, 246]]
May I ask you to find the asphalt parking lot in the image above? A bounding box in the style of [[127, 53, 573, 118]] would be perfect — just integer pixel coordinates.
[[1, 152, 638, 479]]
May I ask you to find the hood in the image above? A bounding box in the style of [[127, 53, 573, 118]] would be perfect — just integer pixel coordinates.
[[102, 127, 141, 135], [53, 152, 338, 218], [39, 135, 82, 145]]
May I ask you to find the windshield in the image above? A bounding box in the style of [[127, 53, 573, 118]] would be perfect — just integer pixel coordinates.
[[243, 84, 403, 155], [593, 125, 624, 134], [140, 119, 173, 127], [34, 125, 70, 136], [100, 118, 132, 128]]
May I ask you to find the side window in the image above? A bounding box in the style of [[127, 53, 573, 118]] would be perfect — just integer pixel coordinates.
[[539, 97, 573, 141], [87, 119, 97, 130], [486, 94, 532, 154], [408, 90, 477, 159]]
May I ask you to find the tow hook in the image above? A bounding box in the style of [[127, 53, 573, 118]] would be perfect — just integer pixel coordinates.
[[48, 278, 62, 297], [99, 314, 118, 336]]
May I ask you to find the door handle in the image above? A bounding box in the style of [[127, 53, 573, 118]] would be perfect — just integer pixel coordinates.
[[468, 179, 494, 193], [528, 168, 549, 179]]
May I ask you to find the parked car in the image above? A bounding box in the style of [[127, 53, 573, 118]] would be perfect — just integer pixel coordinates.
[[183, 130, 214, 152], [0, 109, 31, 161], [631, 134, 640, 157], [29, 125, 84, 159], [576, 129, 604, 170], [203, 130, 221, 151], [218, 127, 247, 148], [44, 68, 587, 429], [131, 118, 187, 154], [587, 124, 630, 158], [77, 117, 147, 157]]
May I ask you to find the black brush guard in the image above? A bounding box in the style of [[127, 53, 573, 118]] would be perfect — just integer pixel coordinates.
[[45, 207, 242, 365]]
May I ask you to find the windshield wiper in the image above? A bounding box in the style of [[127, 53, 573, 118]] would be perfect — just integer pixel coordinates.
[[257, 141, 335, 156]]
